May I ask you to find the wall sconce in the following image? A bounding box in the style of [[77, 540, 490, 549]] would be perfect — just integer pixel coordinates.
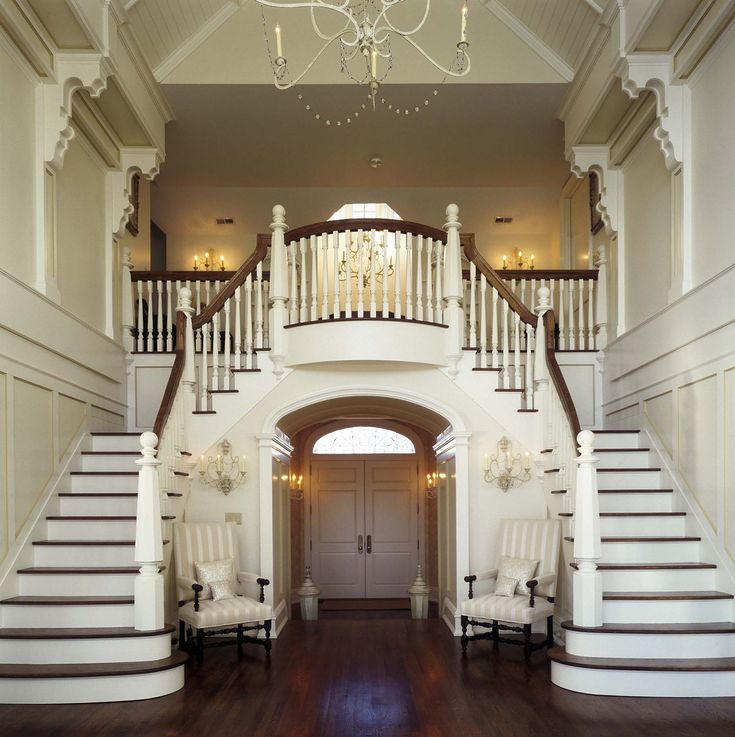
[[290, 472, 304, 501], [501, 250, 535, 270], [193, 250, 226, 271], [426, 472, 438, 499], [199, 439, 247, 495], [483, 437, 531, 491]]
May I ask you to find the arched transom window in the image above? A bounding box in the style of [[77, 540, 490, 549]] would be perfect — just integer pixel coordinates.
[[313, 426, 415, 454], [329, 203, 402, 221]]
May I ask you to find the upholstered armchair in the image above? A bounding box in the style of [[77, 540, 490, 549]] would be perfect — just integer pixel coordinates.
[[460, 518, 561, 662], [173, 522, 272, 662]]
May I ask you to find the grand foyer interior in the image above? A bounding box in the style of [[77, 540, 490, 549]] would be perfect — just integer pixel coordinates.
[[1, 0, 735, 723]]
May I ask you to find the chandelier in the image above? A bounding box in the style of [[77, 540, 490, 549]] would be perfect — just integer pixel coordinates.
[[199, 440, 247, 495], [482, 437, 531, 492], [338, 232, 394, 286], [256, 0, 471, 110]]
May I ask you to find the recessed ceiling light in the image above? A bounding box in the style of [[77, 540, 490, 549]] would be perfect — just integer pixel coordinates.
[[216, 218, 235, 225], [369, 157, 383, 169], [494, 216, 513, 224]]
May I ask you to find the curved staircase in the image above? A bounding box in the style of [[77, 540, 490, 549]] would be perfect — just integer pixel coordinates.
[[549, 429, 735, 697], [0, 432, 187, 704]]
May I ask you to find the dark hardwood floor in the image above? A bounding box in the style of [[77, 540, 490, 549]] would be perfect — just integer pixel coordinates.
[[2, 614, 735, 737]]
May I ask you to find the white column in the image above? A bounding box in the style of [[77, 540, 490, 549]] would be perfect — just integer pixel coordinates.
[[121, 247, 135, 354], [443, 204, 464, 376], [134, 432, 165, 631], [268, 205, 289, 377], [593, 244, 608, 349], [572, 430, 602, 628]]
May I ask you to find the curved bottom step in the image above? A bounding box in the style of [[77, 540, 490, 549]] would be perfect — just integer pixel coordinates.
[[549, 647, 735, 697], [0, 650, 187, 703]]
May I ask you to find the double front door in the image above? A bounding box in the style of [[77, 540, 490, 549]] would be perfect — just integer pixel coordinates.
[[310, 458, 418, 598]]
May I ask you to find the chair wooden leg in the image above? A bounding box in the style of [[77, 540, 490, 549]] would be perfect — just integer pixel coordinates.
[[492, 620, 499, 648], [178, 620, 186, 650], [263, 619, 272, 655], [196, 629, 205, 664], [523, 624, 532, 663], [546, 615, 554, 648], [237, 623, 244, 655], [460, 615, 469, 652]]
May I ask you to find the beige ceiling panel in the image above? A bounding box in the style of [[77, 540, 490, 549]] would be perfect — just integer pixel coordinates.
[[636, 0, 702, 51], [27, 0, 93, 49]]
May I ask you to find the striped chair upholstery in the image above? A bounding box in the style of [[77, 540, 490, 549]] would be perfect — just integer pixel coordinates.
[[460, 518, 561, 661]]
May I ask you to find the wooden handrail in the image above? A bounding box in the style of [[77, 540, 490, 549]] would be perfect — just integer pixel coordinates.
[[131, 270, 236, 281], [462, 239, 536, 326], [283, 218, 448, 244], [545, 309, 582, 443], [153, 310, 186, 440], [489, 269, 598, 281]]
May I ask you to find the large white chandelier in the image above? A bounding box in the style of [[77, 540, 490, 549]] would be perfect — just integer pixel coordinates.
[[255, 0, 471, 110]]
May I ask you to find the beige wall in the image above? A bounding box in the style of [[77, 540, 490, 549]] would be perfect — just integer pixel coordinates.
[[0, 41, 36, 286], [151, 185, 563, 271], [622, 128, 672, 329], [690, 29, 735, 287], [55, 130, 108, 332]]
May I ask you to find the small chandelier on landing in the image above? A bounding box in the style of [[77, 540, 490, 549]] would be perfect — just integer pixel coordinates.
[[256, 0, 471, 112], [483, 437, 531, 492], [338, 232, 394, 287]]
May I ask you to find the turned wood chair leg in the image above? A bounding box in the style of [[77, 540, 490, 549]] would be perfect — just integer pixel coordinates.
[[263, 620, 272, 655], [196, 629, 205, 664], [546, 615, 554, 648], [523, 624, 532, 663], [460, 615, 469, 652], [492, 620, 499, 648], [237, 623, 244, 655], [178, 620, 186, 650]]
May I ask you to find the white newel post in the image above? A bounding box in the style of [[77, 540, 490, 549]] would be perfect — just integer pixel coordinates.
[[572, 430, 602, 628], [443, 204, 464, 377], [134, 432, 165, 631], [121, 247, 135, 353], [534, 286, 550, 449], [179, 287, 196, 415], [593, 244, 608, 350], [269, 205, 288, 377]]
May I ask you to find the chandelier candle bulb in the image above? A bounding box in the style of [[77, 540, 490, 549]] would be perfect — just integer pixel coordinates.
[[502, 255, 507, 269], [275, 23, 283, 58], [461, 3, 468, 42], [220, 255, 225, 270], [194, 255, 199, 270], [371, 49, 377, 78], [239, 456, 247, 474], [484, 453, 490, 472], [199, 455, 205, 473], [216, 454, 223, 473]]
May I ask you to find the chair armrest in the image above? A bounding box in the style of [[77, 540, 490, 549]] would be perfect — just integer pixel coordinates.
[[192, 583, 203, 611], [176, 576, 199, 606], [526, 572, 556, 609], [463, 568, 498, 599], [237, 571, 271, 604]]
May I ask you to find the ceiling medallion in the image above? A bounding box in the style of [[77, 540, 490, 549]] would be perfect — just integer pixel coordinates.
[[256, 0, 471, 122]]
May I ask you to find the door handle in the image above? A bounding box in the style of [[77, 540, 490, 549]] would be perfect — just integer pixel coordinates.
[[358, 535, 363, 554], [366, 534, 372, 554]]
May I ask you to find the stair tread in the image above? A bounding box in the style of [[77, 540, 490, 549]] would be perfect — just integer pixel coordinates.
[[570, 562, 717, 570], [548, 647, 735, 672], [0, 650, 188, 678], [46, 515, 175, 521], [1, 596, 134, 605], [597, 468, 661, 472], [561, 621, 735, 635], [596, 448, 650, 452], [598, 489, 673, 493], [81, 452, 139, 456], [208, 389, 239, 394], [602, 590, 733, 601], [560, 512, 685, 517], [70, 471, 138, 476], [90, 433, 140, 436], [593, 430, 640, 434], [17, 567, 140, 575], [33, 539, 170, 546], [58, 493, 137, 497], [0, 625, 175, 639], [565, 536, 701, 542]]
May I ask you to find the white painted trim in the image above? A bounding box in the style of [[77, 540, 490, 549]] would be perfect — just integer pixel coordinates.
[[484, 1, 575, 81], [272, 597, 289, 636], [154, 2, 241, 82], [441, 596, 459, 634], [582, 0, 604, 13]]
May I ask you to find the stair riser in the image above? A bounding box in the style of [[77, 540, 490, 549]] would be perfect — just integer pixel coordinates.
[[19, 574, 137, 598], [47, 519, 136, 540], [597, 493, 672, 513], [70, 476, 139, 494], [34, 546, 135, 567], [0, 665, 185, 704], [551, 661, 735, 697], [602, 598, 733, 624], [60, 497, 137, 516], [597, 517, 686, 537], [597, 471, 662, 490], [91, 436, 141, 452], [82, 456, 139, 473], [599, 540, 701, 563], [593, 433, 640, 449], [0, 633, 171, 664], [595, 451, 651, 468], [1, 604, 134, 628], [598, 569, 717, 592], [564, 630, 735, 659]]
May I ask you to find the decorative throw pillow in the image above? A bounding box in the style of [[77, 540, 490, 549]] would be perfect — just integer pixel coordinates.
[[497, 555, 539, 596], [194, 558, 235, 600], [493, 574, 518, 597], [209, 579, 237, 601]]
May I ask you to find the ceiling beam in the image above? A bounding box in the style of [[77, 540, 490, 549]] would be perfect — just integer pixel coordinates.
[[483, 1, 575, 81]]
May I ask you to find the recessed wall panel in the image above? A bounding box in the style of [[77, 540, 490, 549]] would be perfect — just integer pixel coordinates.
[[58, 394, 86, 460], [644, 390, 673, 455]]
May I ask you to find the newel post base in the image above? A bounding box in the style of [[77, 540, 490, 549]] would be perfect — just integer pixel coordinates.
[[135, 563, 165, 631], [573, 560, 603, 628]]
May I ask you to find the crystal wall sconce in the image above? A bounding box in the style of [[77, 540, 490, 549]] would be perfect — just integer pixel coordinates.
[[483, 437, 531, 491], [199, 439, 247, 495]]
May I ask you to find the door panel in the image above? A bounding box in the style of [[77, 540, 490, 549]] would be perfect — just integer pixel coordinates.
[[365, 460, 418, 598], [311, 460, 365, 598]]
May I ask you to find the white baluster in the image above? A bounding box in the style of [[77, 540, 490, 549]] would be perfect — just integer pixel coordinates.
[[136, 280, 144, 352], [587, 277, 595, 351], [155, 280, 164, 352], [513, 312, 521, 388], [393, 230, 402, 319], [434, 241, 443, 323], [501, 299, 510, 388], [204, 280, 212, 310], [163, 281, 172, 352], [549, 278, 555, 312], [468, 262, 477, 346], [245, 274, 253, 370], [558, 279, 566, 350], [344, 229, 353, 318], [479, 274, 488, 368], [122, 249, 135, 354], [263, 280, 270, 348], [520, 278, 527, 313], [200, 322, 209, 408], [146, 280, 154, 352], [224, 298, 231, 390], [194, 280, 202, 352], [569, 278, 576, 350], [593, 244, 608, 349], [332, 230, 340, 318], [382, 230, 390, 318], [425, 238, 433, 322], [255, 262, 264, 349], [309, 235, 318, 321], [416, 236, 424, 322], [289, 241, 298, 325], [530, 277, 536, 314], [234, 285, 242, 371], [369, 229, 378, 317], [491, 286, 499, 368], [406, 233, 413, 320], [525, 322, 533, 408], [356, 229, 364, 318], [321, 232, 329, 321], [299, 238, 308, 323], [578, 277, 586, 350], [211, 311, 220, 391]]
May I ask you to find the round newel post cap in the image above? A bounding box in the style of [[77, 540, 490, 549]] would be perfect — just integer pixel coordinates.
[[271, 204, 287, 229], [140, 431, 158, 452], [577, 430, 594, 452], [178, 286, 192, 308], [446, 203, 459, 221]]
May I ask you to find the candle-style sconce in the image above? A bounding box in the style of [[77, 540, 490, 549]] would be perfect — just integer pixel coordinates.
[[483, 437, 531, 491], [199, 439, 247, 495], [193, 250, 226, 271], [501, 250, 535, 270], [290, 472, 304, 501], [426, 471, 438, 499]]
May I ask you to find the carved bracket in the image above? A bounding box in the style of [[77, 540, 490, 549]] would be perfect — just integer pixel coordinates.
[[616, 53, 685, 172], [569, 145, 621, 236], [44, 53, 113, 171], [110, 147, 163, 237]]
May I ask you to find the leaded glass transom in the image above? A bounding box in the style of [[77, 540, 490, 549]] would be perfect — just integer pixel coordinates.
[[312, 426, 415, 454]]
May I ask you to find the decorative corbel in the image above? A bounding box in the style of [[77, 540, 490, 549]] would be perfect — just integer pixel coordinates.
[[43, 52, 113, 171], [616, 53, 685, 172], [110, 147, 163, 237], [569, 145, 621, 236]]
